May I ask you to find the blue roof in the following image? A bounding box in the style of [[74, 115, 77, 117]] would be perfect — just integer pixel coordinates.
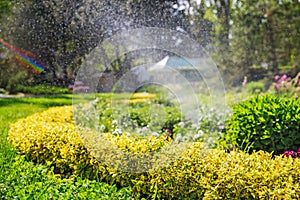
[[165, 57, 204, 68]]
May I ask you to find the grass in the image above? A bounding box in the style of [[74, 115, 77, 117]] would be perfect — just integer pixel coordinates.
[[0, 95, 133, 199]]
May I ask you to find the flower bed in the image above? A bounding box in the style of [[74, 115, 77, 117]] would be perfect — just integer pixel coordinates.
[[8, 105, 300, 199]]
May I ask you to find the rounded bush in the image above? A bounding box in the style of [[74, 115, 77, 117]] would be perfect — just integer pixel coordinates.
[[8, 106, 300, 199], [246, 81, 265, 94], [219, 94, 300, 155]]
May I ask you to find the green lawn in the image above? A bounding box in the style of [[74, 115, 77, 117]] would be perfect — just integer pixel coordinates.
[[0, 95, 132, 199]]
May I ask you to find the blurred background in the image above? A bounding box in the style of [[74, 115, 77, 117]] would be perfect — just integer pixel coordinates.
[[0, 0, 299, 95]]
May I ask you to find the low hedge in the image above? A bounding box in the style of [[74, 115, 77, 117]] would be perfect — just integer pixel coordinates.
[[8, 106, 300, 199], [15, 84, 71, 95]]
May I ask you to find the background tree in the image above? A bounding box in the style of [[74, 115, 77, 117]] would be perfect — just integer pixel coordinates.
[[229, 0, 300, 85], [187, 0, 300, 86], [0, 0, 13, 20], [7, 0, 107, 86], [1, 0, 299, 92], [6, 0, 185, 87], [0, 0, 27, 92]]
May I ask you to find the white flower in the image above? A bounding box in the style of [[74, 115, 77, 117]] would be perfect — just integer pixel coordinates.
[[112, 120, 118, 125], [112, 128, 122, 135], [193, 130, 204, 141], [100, 125, 105, 131], [90, 98, 99, 106], [206, 137, 213, 143], [136, 128, 142, 133], [178, 121, 185, 128], [174, 133, 182, 142], [197, 130, 204, 137], [125, 132, 131, 136], [192, 123, 198, 128], [93, 97, 99, 103], [152, 132, 160, 137], [141, 127, 148, 132], [193, 134, 200, 140]]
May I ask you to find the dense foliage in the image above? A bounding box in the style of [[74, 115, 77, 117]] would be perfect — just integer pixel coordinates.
[[0, 155, 132, 199], [8, 105, 300, 199], [219, 94, 300, 155], [0, 0, 13, 20]]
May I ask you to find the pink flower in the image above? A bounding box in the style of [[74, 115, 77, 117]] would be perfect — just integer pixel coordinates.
[[274, 83, 280, 91], [278, 74, 288, 83], [165, 128, 172, 133], [74, 81, 83, 85], [283, 150, 297, 158]]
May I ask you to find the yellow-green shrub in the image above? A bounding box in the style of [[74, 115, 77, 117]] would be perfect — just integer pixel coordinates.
[[7, 106, 171, 177], [7, 106, 100, 178], [8, 106, 300, 199]]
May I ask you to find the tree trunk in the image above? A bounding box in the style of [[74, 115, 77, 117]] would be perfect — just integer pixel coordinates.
[[61, 43, 69, 86], [266, 11, 279, 75], [216, 0, 231, 47]]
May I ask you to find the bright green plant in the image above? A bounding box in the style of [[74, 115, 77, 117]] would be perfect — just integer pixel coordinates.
[[0, 155, 132, 199], [219, 94, 300, 155]]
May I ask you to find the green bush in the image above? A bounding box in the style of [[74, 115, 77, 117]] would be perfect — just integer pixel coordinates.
[[15, 84, 71, 95], [0, 88, 8, 94], [245, 81, 265, 94], [76, 95, 184, 136], [219, 94, 300, 155], [8, 106, 300, 199], [0, 155, 132, 199]]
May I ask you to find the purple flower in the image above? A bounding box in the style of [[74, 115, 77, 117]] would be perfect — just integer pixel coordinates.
[[278, 74, 288, 83], [274, 83, 280, 91], [274, 75, 280, 81], [74, 81, 83, 86], [74, 86, 90, 91], [165, 128, 172, 133], [283, 150, 297, 158]]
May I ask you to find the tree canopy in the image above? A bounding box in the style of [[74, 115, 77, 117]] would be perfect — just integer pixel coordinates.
[[0, 0, 299, 90]]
